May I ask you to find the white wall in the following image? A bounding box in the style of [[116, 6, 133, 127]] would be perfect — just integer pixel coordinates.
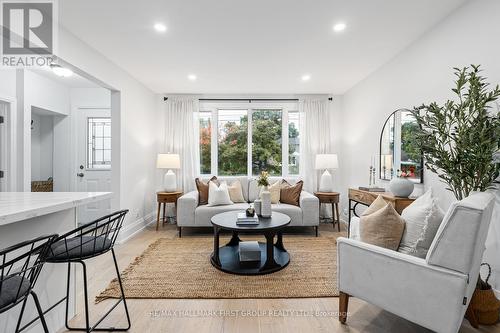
[[24, 70, 71, 191], [0, 69, 16, 98], [341, 0, 500, 290], [57, 29, 159, 240], [30, 112, 54, 181]]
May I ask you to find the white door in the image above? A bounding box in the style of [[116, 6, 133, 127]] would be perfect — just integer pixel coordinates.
[[76, 109, 112, 224]]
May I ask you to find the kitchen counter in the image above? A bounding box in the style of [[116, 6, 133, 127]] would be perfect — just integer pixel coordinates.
[[0, 191, 113, 333], [0, 192, 112, 225]]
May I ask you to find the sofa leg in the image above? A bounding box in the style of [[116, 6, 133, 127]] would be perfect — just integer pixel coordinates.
[[315, 226, 319, 237], [178, 226, 182, 238], [339, 292, 349, 324]]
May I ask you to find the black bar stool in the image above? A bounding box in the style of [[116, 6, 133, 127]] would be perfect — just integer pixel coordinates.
[[45, 210, 130, 332], [0, 234, 58, 333]]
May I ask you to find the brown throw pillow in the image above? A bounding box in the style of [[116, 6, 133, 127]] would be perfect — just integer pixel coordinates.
[[195, 176, 218, 205], [359, 203, 405, 250], [280, 180, 303, 206]]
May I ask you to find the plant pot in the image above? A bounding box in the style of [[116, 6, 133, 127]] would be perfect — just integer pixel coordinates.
[[389, 177, 414, 197]]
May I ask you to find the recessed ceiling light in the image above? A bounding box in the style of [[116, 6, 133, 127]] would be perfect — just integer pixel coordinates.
[[301, 74, 311, 81], [154, 23, 167, 32], [188, 74, 197, 81], [333, 22, 346, 32], [50, 64, 73, 77]]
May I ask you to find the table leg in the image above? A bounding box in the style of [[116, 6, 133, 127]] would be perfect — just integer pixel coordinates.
[[335, 203, 340, 232], [275, 231, 286, 251], [211, 226, 221, 267], [162, 202, 166, 225], [156, 202, 161, 231], [226, 231, 241, 246], [331, 202, 336, 230], [261, 232, 279, 271]]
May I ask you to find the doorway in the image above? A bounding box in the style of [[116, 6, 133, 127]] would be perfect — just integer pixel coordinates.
[[76, 108, 112, 224]]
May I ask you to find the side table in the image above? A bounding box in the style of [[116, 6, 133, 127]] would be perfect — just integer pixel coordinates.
[[314, 192, 341, 232], [156, 191, 183, 231]]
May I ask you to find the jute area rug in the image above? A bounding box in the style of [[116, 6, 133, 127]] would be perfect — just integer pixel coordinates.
[[96, 235, 342, 302]]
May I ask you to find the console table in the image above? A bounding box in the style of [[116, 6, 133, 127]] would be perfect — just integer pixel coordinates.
[[348, 188, 415, 237]]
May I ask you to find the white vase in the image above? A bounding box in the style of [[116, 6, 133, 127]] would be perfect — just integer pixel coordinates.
[[254, 199, 262, 216], [389, 177, 414, 197], [261, 187, 272, 218]]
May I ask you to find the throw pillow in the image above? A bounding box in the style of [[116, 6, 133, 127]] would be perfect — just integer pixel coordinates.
[[398, 189, 445, 258], [362, 195, 388, 216], [227, 180, 245, 203], [195, 176, 218, 205], [360, 203, 405, 250], [259, 180, 282, 204], [207, 181, 233, 206], [280, 180, 304, 206]]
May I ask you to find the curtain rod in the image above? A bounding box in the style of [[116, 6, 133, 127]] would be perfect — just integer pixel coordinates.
[[163, 97, 333, 102]]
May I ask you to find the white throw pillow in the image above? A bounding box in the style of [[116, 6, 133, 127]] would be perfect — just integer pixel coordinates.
[[398, 189, 445, 258], [207, 181, 233, 206]]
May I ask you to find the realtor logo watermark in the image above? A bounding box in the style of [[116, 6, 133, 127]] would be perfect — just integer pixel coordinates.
[[1, 0, 57, 67]]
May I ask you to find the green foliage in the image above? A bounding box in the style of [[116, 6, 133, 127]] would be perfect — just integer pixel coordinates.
[[218, 115, 249, 175], [251, 110, 282, 175], [257, 171, 270, 187], [200, 110, 300, 176], [401, 121, 421, 162], [411, 65, 500, 200]]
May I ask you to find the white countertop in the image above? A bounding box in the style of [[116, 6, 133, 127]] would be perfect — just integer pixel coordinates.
[[0, 192, 113, 226]]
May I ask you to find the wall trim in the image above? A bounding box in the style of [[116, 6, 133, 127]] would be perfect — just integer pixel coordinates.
[[117, 211, 156, 244]]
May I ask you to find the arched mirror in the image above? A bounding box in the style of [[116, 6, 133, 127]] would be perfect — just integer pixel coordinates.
[[379, 109, 423, 183]]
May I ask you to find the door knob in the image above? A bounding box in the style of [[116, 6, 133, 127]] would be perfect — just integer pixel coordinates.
[[77, 173, 85, 178]]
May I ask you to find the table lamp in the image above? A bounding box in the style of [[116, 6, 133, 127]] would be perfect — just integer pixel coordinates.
[[315, 154, 338, 192], [157, 153, 180, 192]]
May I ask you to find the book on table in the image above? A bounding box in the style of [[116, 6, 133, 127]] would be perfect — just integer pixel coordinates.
[[236, 212, 259, 225]]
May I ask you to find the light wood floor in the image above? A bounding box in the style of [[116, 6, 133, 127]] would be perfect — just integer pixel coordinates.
[[59, 223, 496, 333]]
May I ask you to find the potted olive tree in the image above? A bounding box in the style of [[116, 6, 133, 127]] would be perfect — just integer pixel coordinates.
[[411, 65, 500, 200], [411, 65, 500, 326]]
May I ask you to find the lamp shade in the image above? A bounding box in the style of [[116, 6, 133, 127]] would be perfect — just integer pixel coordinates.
[[156, 153, 180, 169], [315, 154, 339, 170]]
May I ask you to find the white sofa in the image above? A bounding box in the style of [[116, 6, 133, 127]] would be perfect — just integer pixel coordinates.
[[177, 177, 319, 236], [337, 192, 496, 333]]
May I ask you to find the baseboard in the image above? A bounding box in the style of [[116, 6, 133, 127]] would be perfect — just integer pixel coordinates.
[[117, 211, 156, 244]]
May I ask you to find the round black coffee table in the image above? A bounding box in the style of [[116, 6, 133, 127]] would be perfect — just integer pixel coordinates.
[[210, 211, 291, 275]]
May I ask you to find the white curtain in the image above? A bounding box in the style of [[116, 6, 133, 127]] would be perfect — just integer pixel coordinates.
[[299, 98, 336, 218], [163, 96, 200, 192]]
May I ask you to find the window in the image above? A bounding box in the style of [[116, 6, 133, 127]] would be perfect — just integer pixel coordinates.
[[198, 102, 299, 177], [288, 111, 300, 175], [217, 110, 248, 176], [199, 112, 211, 174], [252, 110, 282, 176], [87, 117, 111, 169]]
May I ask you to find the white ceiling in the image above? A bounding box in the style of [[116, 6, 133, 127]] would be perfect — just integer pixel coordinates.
[[59, 0, 468, 94]]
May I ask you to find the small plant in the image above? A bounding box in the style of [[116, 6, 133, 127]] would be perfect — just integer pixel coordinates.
[[411, 65, 500, 200], [257, 171, 270, 187]]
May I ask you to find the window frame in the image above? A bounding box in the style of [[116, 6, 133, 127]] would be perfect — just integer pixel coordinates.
[[86, 116, 111, 170], [198, 101, 299, 178]]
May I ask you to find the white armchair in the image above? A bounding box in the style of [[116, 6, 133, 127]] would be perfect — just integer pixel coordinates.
[[337, 192, 496, 333]]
